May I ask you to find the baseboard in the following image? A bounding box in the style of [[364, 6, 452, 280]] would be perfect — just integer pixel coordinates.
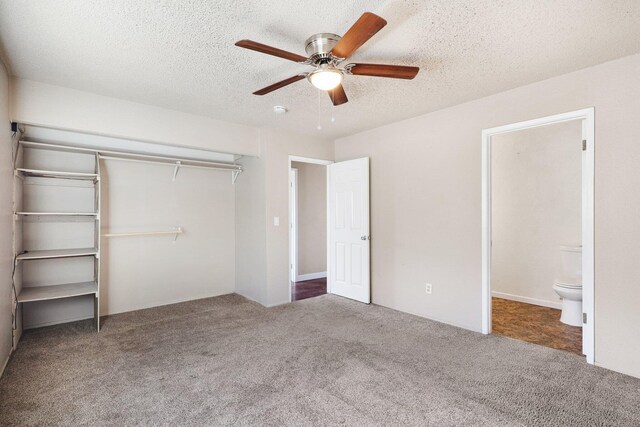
[[233, 291, 264, 306], [296, 272, 327, 282], [367, 298, 480, 332], [105, 290, 236, 316], [0, 352, 9, 380], [24, 314, 94, 330], [492, 291, 562, 310], [13, 324, 22, 351]]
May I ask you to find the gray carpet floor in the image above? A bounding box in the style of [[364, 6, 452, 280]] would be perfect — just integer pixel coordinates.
[[1, 294, 639, 426]]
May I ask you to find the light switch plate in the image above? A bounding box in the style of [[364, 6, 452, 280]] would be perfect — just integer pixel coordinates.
[[274, 216, 280, 226]]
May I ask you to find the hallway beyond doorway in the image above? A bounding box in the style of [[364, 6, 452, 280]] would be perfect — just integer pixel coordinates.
[[291, 278, 327, 301]]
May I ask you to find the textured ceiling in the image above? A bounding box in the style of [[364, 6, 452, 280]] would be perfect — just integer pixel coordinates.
[[0, 0, 639, 139]]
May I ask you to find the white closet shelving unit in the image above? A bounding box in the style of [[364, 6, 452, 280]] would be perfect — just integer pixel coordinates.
[[12, 141, 101, 340]]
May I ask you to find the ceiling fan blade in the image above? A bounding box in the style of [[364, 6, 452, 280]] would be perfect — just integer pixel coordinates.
[[328, 84, 348, 106], [253, 74, 306, 95], [346, 63, 419, 79], [235, 40, 308, 63], [331, 12, 387, 59]]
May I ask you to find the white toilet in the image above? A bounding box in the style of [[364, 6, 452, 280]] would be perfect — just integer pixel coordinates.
[[552, 245, 582, 327]]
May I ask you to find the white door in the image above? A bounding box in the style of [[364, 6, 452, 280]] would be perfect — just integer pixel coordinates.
[[328, 157, 370, 303]]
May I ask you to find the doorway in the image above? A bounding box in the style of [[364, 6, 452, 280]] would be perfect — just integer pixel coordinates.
[[289, 156, 332, 302], [482, 108, 595, 364], [289, 155, 371, 305]]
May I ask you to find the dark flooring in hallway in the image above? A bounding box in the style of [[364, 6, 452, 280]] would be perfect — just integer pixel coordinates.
[[492, 297, 583, 355], [291, 278, 327, 301]]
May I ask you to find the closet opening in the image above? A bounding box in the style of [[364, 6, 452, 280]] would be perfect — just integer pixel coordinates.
[[10, 126, 243, 343]]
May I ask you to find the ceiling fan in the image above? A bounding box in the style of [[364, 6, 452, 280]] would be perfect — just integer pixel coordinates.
[[235, 12, 419, 106]]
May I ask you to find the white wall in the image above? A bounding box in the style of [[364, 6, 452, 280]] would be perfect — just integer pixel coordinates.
[[10, 78, 261, 157], [100, 159, 235, 315], [235, 152, 267, 304], [491, 122, 582, 308], [291, 161, 327, 277], [0, 61, 12, 374], [335, 53, 640, 378], [234, 129, 334, 306], [264, 129, 334, 306]]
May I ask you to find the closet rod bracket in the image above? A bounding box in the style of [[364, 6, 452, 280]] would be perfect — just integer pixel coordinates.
[[232, 169, 241, 184], [173, 227, 183, 242], [172, 161, 181, 181]]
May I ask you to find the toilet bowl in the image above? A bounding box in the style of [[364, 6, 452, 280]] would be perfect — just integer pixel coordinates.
[[553, 245, 582, 327], [553, 280, 582, 326]]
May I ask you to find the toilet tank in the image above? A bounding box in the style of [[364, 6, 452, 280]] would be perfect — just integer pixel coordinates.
[[558, 245, 582, 284]]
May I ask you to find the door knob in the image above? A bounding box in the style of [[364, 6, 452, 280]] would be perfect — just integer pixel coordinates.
[[361, 235, 369, 240]]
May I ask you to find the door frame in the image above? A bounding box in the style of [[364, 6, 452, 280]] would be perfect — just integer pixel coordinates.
[[481, 107, 595, 364], [288, 156, 333, 302], [289, 167, 299, 283]]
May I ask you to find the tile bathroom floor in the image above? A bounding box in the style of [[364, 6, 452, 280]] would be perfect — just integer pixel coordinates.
[[492, 297, 583, 355]]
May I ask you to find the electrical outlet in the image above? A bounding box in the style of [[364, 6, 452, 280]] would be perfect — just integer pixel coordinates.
[[425, 283, 432, 295]]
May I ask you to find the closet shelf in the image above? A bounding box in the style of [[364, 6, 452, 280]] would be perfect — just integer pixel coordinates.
[[17, 281, 98, 303], [16, 168, 98, 181], [16, 248, 98, 261], [15, 212, 98, 216]]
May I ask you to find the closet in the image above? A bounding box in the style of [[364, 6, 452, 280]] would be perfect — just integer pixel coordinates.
[[11, 135, 241, 346]]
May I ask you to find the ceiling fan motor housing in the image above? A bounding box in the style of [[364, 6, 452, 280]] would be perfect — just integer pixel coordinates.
[[305, 33, 342, 64]]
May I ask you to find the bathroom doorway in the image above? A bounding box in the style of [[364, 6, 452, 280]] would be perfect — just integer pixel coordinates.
[[481, 109, 595, 364], [289, 156, 331, 301]]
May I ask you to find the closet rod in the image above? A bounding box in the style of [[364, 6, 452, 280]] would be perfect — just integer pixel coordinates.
[[19, 140, 242, 171], [98, 155, 240, 172]]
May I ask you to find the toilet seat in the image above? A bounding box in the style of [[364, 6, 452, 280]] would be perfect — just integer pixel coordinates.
[[559, 245, 582, 252], [553, 279, 582, 289]]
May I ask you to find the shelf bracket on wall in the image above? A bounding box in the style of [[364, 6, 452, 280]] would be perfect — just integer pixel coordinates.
[[232, 169, 241, 184], [173, 226, 183, 242], [172, 161, 181, 181]]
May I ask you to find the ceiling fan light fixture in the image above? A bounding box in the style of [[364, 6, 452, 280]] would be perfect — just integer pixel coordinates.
[[308, 64, 343, 91]]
